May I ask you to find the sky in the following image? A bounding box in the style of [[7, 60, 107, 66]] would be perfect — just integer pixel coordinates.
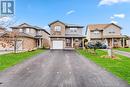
[[3, 0, 130, 35]]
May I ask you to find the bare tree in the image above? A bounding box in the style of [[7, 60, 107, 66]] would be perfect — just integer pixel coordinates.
[[0, 16, 17, 28], [0, 16, 20, 53]]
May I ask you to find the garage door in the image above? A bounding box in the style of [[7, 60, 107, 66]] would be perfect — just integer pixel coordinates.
[[16, 41, 23, 50], [52, 41, 63, 49]]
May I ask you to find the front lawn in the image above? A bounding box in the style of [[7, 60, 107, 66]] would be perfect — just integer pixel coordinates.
[[0, 49, 44, 71], [114, 48, 130, 52], [77, 49, 130, 84]]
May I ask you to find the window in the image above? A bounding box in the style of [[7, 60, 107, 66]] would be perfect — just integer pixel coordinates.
[[109, 29, 115, 33], [55, 26, 61, 31], [93, 30, 99, 34], [26, 28, 30, 33], [75, 39, 79, 42], [114, 39, 118, 42], [19, 29, 23, 32], [70, 28, 77, 32]]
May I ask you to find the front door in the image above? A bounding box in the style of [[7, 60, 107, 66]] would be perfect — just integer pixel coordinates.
[[66, 38, 71, 48]]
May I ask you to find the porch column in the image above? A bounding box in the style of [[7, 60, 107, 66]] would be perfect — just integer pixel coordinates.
[[112, 38, 114, 48], [123, 38, 125, 48], [39, 39, 42, 48], [72, 38, 74, 48], [41, 38, 43, 48], [105, 39, 108, 47], [37, 40, 39, 48], [82, 38, 85, 49]]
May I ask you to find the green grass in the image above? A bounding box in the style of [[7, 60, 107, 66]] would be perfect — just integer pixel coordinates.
[[77, 49, 130, 84], [0, 49, 44, 71], [114, 48, 130, 52]]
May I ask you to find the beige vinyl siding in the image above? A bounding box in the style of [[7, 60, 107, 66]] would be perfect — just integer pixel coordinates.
[[90, 31, 102, 39], [103, 25, 121, 36], [65, 28, 82, 35], [86, 27, 91, 41]]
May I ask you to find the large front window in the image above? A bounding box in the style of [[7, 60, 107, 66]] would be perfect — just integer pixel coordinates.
[[55, 26, 61, 31]]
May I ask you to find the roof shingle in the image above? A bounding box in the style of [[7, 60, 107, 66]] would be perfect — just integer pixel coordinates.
[[87, 23, 121, 31]]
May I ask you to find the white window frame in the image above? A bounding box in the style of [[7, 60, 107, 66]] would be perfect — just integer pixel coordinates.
[[109, 29, 115, 34], [26, 28, 30, 33], [70, 28, 77, 33], [19, 29, 23, 32], [93, 30, 99, 34], [55, 26, 61, 31]]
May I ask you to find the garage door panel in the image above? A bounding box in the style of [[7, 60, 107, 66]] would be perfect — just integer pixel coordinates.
[[53, 41, 63, 49]]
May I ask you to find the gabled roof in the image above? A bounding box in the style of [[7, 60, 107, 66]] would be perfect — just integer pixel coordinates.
[[11, 23, 50, 35], [0, 26, 6, 30], [0, 32, 5, 37], [33, 26, 50, 35], [48, 20, 65, 26], [87, 23, 122, 31], [0, 31, 34, 38], [49, 20, 84, 28], [11, 23, 36, 29]]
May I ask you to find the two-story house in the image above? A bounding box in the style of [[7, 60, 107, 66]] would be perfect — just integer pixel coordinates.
[[11, 23, 50, 50], [0, 23, 50, 51], [86, 23, 125, 48], [49, 20, 85, 49]]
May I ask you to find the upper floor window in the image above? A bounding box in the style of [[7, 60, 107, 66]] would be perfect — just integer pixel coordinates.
[[109, 29, 115, 34], [19, 29, 23, 32], [26, 28, 30, 33], [70, 28, 77, 33], [55, 26, 61, 31], [93, 30, 99, 34], [36, 30, 41, 35]]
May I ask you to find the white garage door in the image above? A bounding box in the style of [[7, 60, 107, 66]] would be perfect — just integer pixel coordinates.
[[52, 41, 63, 49], [16, 41, 23, 50]]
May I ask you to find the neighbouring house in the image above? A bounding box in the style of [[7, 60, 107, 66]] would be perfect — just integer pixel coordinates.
[[0, 27, 5, 33], [126, 36, 130, 47], [86, 23, 125, 48], [49, 20, 85, 50], [0, 27, 13, 51], [0, 23, 50, 51]]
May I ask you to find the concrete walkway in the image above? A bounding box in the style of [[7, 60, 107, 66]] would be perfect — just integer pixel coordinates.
[[113, 50, 130, 58], [0, 51, 13, 55], [0, 50, 129, 87]]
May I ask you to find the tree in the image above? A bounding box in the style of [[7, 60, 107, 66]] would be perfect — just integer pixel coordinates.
[[84, 39, 88, 51], [0, 16, 20, 53], [0, 16, 17, 28], [0, 31, 21, 53], [87, 41, 102, 54]]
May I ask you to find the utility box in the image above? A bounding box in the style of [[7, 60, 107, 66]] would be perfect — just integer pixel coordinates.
[[108, 48, 113, 58]]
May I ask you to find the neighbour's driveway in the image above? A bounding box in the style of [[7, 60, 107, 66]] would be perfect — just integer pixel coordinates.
[[114, 50, 130, 58], [0, 51, 129, 87]]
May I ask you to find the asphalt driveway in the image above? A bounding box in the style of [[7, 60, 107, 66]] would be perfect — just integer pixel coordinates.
[[0, 50, 129, 87]]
